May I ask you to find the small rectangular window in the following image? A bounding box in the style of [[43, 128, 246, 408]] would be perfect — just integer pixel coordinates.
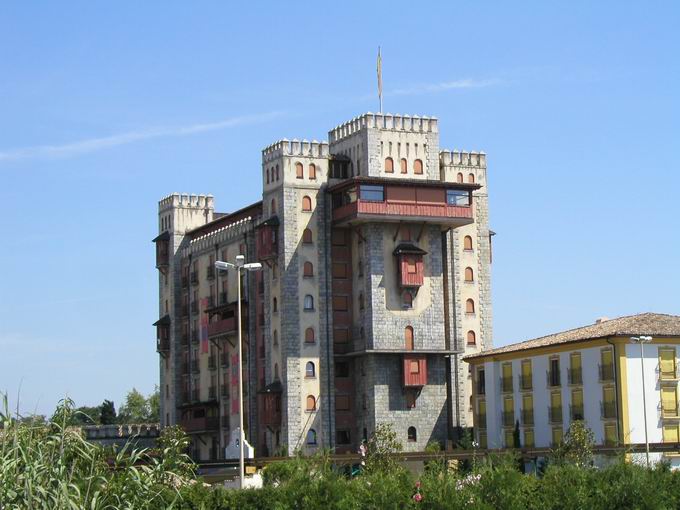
[[333, 296, 349, 311], [410, 360, 420, 374], [359, 185, 384, 202], [335, 362, 350, 378], [335, 395, 350, 411], [332, 263, 348, 279], [333, 328, 349, 344], [406, 257, 417, 274], [336, 430, 351, 444], [446, 189, 470, 206]]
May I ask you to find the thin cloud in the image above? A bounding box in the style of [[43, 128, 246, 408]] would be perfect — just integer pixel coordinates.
[[0, 111, 285, 162], [389, 78, 502, 97]]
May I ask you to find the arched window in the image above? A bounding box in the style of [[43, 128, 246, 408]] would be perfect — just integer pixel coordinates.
[[467, 330, 477, 345], [384, 157, 394, 173], [309, 163, 316, 180], [405, 326, 414, 350], [273, 297, 278, 312], [359, 293, 364, 310], [468, 173, 475, 184], [408, 426, 417, 442], [414, 159, 423, 175], [400, 158, 408, 174], [402, 292, 413, 308], [266, 168, 270, 184], [276, 165, 280, 181], [457, 172, 464, 183], [466, 299, 475, 314], [305, 327, 315, 343], [306, 361, 315, 378], [302, 196, 312, 212], [306, 429, 317, 445], [303, 261, 314, 277], [296, 162, 304, 179], [274, 363, 280, 380], [306, 395, 316, 411], [273, 330, 278, 347], [304, 295, 314, 310], [270, 198, 277, 214], [302, 228, 313, 244], [465, 267, 474, 282], [463, 235, 473, 251]]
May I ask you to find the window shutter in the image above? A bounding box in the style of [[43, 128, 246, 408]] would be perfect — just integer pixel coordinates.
[[662, 387, 678, 416], [521, 360, 532, 379], [663, 424, 680, 443], [660, 349, 676, 378]]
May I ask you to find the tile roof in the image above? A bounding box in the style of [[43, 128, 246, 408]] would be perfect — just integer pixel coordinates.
[[464, 313, 680, 360]]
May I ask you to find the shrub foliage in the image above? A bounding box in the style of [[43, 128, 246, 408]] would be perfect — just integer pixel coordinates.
[[4, 400, 680, 509]]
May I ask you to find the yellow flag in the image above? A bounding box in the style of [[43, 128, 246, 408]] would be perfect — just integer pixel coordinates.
[[377, 46, 383, 112]]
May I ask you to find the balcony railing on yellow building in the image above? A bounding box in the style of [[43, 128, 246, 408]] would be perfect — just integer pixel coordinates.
[[601, 401, 617, 420], [599, 363, 615, 382], [519, 374, 532, 391], [549, 406, 563, 424], [547, 370, 561, 387], [502, 411, 515, 427], [568, 367, 582, 385], [570, 404, 585, 421], [521, 409, 534, 426], [501, 376, 513, 393]]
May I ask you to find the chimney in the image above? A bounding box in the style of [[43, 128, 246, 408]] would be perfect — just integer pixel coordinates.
[[595, 317, 610, 324]]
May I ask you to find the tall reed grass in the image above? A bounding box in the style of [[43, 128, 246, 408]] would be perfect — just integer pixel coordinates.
[[0, 395, 194, 509]]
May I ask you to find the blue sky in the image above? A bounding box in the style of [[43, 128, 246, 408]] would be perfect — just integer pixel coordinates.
[[1, 1, 678, 416]]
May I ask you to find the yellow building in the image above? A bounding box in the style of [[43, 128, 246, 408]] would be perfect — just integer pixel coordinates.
[[464, 313, 680, 465]]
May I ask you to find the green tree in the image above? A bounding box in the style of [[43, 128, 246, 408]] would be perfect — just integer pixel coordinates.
[[118, 388, 150, 423], [552, 420, 595, 468], [72, 406, 101, 426], [100, 399, 117, 425], [148, 386, 160, 422], [365, 423, 403, 473]]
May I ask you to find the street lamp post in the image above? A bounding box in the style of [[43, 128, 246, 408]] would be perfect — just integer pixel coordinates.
[[216, 255, 262, 489], [631, 335, 653, 468]]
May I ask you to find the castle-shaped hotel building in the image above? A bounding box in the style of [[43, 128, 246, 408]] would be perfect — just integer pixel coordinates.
[[153, 112, 493, 460]]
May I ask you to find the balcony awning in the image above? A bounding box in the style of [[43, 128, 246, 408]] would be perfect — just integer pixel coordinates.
[[393, 243, 428, 256], [258, 381, 283, 394], [152, 315, 171, 327], [327, 176, 481, 193], [257, 215, 280, 228], [151, 231, 170, 243]]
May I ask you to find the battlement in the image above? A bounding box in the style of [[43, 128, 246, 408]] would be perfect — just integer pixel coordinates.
[[158, 193, 214, 212], [439, 150, 486, 168], [262, 139, 329, 163], [186, 216, 253, 253], [328, 112, 439, 143]]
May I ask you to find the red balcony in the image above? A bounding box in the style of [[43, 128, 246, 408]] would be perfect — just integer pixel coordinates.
[[259, 381, 282, 428], [208, 317, 236, 338], [256, 217, 279, 261], [152, 232, 170, 272], [330, 179, 476, 228], [180, 414, 220, 433], [153, 315, 171, 356], [403, 355, 427, 387], [394, 244, 426, 288]]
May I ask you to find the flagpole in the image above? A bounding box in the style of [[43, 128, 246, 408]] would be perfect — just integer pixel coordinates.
[[377, 46, 383, 113]]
